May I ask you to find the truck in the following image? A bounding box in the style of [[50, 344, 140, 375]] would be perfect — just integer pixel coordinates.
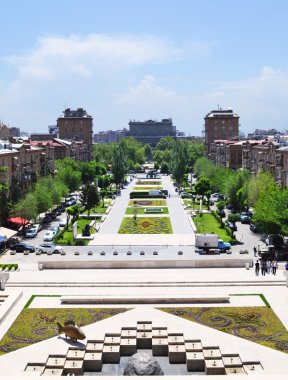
[[195, 234, 219, 248], [195, 234, 231, 254]]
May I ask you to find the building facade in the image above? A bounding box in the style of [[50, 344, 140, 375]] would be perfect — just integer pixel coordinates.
[[128, 118, 176, 146], [94, 129, 128, 144], [57, 108, 93, 159], [204, 109, 239, 154]]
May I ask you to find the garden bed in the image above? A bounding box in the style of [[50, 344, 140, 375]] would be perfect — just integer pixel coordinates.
[[125, 207, 169, 215], [133, 186, 163, 190], [128, 199, 167, 207], [160, 306, 288, 353], [118, 217, 173, 234], [136, 181, 161, 185], [0, 306, 127, 356]]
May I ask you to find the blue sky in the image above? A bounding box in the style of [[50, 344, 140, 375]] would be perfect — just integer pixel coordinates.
[[1, 0, 288, 136]]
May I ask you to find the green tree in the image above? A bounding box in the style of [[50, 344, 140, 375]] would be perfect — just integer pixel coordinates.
[[111, 144, 128, 191], [80, 183, 100, 216], [34, 182, 53, 214], [56, 166, 81, 192], [170, 141, 188, 192], [13, 193, 37, 223], [160, 162, 169, 174], [0, 168, 11, 224], [66, 204, 80, 225], [194, 177, 211, 199], [143, 144, 152, 161]]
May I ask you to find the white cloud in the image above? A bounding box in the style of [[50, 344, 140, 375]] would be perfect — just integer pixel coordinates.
[[1, 34, 210, 82]]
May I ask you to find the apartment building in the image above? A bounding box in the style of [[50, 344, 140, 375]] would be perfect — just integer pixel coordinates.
[[57, 108, 93, 159], [204, 109, 239, 155]]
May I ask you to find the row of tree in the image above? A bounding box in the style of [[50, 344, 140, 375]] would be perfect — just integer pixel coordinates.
[[194, 157, 288, 236]]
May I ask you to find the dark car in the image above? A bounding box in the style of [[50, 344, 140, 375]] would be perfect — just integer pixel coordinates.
[[10, 243, 35, 253], [42, 214, 53, 224], [52, 207, 62, 216], [226, 221, 237, 232], [161, 190, 168, 196], [217, 209, 226, 218], [250, 223, 258, 233]]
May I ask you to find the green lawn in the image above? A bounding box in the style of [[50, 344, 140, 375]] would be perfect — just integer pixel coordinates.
[[159, 306, 288, 353], [125, 207, 169, 215], [128, 199, 167, 207], [193, 213, 231, 241], [118, 217, 173, 234], [0, 307, 127, 356], [54, 217, 100, 246], [183, 199, 208, 210], [80, 204, 109, 214]]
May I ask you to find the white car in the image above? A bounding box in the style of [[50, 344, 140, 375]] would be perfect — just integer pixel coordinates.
[[59, 218, 67, 227], [25, 227, 38, 238], [36, 243, 64, 254], [43, 230, 56, 241]]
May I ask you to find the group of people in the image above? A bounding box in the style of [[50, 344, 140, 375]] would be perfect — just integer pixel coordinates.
[[255, 259, 278, 276]]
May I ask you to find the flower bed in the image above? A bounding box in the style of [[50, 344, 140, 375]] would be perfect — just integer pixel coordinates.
[[118, 217, 173, 234], [125, 207, 169, 215], [128, 199, 167, 207]]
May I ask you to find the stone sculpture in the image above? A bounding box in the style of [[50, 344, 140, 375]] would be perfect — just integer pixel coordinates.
[[82, 224, 91, 236], [57, 321, 86, 341], [123, 352, 164, 376]]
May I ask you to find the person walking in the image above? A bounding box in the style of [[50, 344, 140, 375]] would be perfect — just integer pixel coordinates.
[[285, 261, 288, 271], [253, 246, 257, 257], [266, 260, 272, 274], [272, 260, 278, 275], [255, 260, 260, 276], [261, 260, 266, 276]]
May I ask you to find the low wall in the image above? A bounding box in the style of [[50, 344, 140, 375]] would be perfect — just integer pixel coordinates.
[[38, 258, 253, 270]]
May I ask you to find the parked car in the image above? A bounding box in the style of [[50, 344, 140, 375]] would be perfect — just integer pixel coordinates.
[[42, 213, 53, 224], [59, 217, 67, 227], [217, 209, 226, 218], [250, 223, 258, 233], [240, 214, 251, 224], [25, 227, 38, 238], [225, 221, 237, 232], [43, 230, 56, 241], [180, 192, 192, 199], [10, 243, 35, 253], [35, 243, 64, 254], [50, 226, 60, 234], [52, 207, 62, 216], [65, 198, 76, 206], [211, 193, 223, 202]]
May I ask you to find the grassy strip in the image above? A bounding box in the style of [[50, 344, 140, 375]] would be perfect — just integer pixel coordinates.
[[159, 307, 288, 353], [125, 207, 169, 215], [0, 264, 18, 271], [0, 307, 128, 356], [118, 217, 173, 234], [193, 213, 231, 241]]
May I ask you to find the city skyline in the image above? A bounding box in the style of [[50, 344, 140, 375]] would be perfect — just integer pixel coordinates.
[[1, 0, 288, 135]]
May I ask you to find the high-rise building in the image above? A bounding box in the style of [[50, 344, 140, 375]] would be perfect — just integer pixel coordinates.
[[57, 108, 93, 159], [204, 108, 239, 154]]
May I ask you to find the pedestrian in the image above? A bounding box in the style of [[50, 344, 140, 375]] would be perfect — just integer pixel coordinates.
[[266, 260, 272, 274], [253, 246, 257, 257], [272, 259, 278, 275], [285, 261, 288, 271], [261, 260, 266, 276], [255, 260, 260, 276]]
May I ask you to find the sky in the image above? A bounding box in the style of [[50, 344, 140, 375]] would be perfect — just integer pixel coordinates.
[[1, 0, 288, 136]]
